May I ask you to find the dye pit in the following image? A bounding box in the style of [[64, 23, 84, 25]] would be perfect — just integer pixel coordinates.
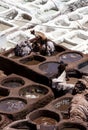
[[59, 52, 83, 63], [20, 55, 46, 66], [0, 99, 26, 113], [39, 62, 59, 78], [0, 0, 88, 130], [19, 85, 48, 99], [1, 77, 25, 88], [33, 117, 58, 125]]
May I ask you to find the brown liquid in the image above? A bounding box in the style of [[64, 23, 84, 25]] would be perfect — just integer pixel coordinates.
[[0, 96, 4, 99], [67, 77, 78, 84], [62, 128, 80, 130], [54, 98, 71, 113], [23, 59, 41, 65], [20, 56, 45, 65], [11, 55, 21, 59], [0, 99, 26, 112], [59, 53, 82, 63], [33, 117, 57, 125], [4, 52, 21, 59]]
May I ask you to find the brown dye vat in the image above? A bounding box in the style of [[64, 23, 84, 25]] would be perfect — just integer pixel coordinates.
[[78, 61, 88, 74], [58, 121, 87, 130], [19, 84, 48, 99], [61, 128, 81, 130], [33, 116, 57, 125], [47, 94, 73, 119], [19, 55, 46, 66], [1, 77, 25, 88], [59, 52, 83, 64], [39, 62, 60, 78], [3, 119, 37, 130], [0, 98, 26, 113], [54, 97, 72, 119], [27, 109, 62, 127], [0, 88, 9, 98]]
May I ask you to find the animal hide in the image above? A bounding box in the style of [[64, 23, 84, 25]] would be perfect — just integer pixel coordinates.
[[70, 93, 88, 122]]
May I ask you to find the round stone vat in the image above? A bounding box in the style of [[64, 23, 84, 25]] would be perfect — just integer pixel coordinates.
[[58, 51, 83, 64], [47, 94, 73, 119], [1, 76, 25, 88], [0, 87, 9, 98], [19, 55, 46, 66], [77, 60, 88, 75], [27, 109, 62, 129], [19, 84, 54, 109], [19, 84, 48, 99], [57, 120, 87, 130], [0, 97, 27, 119], [39, 61, 60, 78], [3, 119, 37, 130]]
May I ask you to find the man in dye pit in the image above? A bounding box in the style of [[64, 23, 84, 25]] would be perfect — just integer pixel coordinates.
[[52, 61, 87, 94]]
